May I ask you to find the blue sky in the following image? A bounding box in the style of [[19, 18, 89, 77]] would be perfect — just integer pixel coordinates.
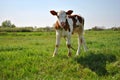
[[0, 0, 120, 29]]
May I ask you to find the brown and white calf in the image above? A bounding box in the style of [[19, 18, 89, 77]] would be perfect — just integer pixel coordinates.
[[50, 10, 87, 57]]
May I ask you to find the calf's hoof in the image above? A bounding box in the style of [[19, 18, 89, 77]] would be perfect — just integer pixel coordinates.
[[52, 53, 57, 57], [52, 55, 55, 57]]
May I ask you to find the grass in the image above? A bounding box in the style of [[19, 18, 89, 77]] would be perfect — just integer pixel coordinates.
[[0, 30, 120, 80]]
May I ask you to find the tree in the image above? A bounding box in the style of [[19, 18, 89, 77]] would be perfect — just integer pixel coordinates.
[[1, 20, 16, 28]]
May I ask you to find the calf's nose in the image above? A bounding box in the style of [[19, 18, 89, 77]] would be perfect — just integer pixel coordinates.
[[61, 22, 66, 27]]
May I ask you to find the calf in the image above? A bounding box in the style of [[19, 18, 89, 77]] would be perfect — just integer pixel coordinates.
[[50, 10, 87, 57]]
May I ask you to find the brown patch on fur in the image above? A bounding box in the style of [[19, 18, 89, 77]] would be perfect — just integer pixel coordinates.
[[68, 15, 84, 34], [68, 15, 77, 27], [56, 45, 59, 47], [80, 38, 83, 44], [54, 20, 70, 32], [67, 44, 72, 57], [67, 44, 71, 48], [76, 15, 84, 25], [54, 21, 61, 29], [64, 20, 70, 32], [73, 26, 83, 35], [68, 15, 84, 27]]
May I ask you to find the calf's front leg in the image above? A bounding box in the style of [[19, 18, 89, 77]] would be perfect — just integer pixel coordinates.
[[53, 31, 61, 57], [66, 34, 72, 57]]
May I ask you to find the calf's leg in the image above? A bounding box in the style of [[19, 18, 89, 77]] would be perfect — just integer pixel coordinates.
[[81, 36, 87, 52], [76, 35, 87, 56], [76, 34, 81, 56], [66, 35, 72, 57], [53, 32, 61, 57]]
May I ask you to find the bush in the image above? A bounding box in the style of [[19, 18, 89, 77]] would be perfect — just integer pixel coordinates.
[[89, 26, 120, 31], [91, 26, 105, 31], [35, 27, 54, 32], [0, 27, 55, 32], [0, 27, 33, 32], [1, 20, 16, 28], [110, 27, 120, 31]]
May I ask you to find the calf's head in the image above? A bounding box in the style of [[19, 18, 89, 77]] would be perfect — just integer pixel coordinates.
[[50, 10, 73, 27]]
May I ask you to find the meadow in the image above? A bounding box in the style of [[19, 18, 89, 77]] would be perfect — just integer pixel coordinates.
[[0, 30, 120, 80]]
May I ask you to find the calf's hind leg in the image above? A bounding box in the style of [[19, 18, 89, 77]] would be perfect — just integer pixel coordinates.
[[81, 36, 87, 52], [76, 34, 82, 56], [76, 34, 87, 56]]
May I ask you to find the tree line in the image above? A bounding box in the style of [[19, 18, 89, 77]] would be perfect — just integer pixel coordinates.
[[0, 20, 120, 32], [88, 26, 120, 31]]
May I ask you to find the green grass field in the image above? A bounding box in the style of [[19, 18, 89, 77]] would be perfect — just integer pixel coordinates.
[[0, 30, 120, 80]]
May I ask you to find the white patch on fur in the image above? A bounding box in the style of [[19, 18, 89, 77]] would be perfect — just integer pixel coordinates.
[[76, 16, 80, 26], [57, 10, 67, 26], [67, 16, 73, 34]]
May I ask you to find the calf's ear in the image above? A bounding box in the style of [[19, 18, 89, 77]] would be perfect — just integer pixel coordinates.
[[50, 10, 57, 16], [66, 10, 73, 15]]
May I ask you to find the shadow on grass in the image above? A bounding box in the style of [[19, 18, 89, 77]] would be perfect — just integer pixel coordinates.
[[76, 52, 116, 76]]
